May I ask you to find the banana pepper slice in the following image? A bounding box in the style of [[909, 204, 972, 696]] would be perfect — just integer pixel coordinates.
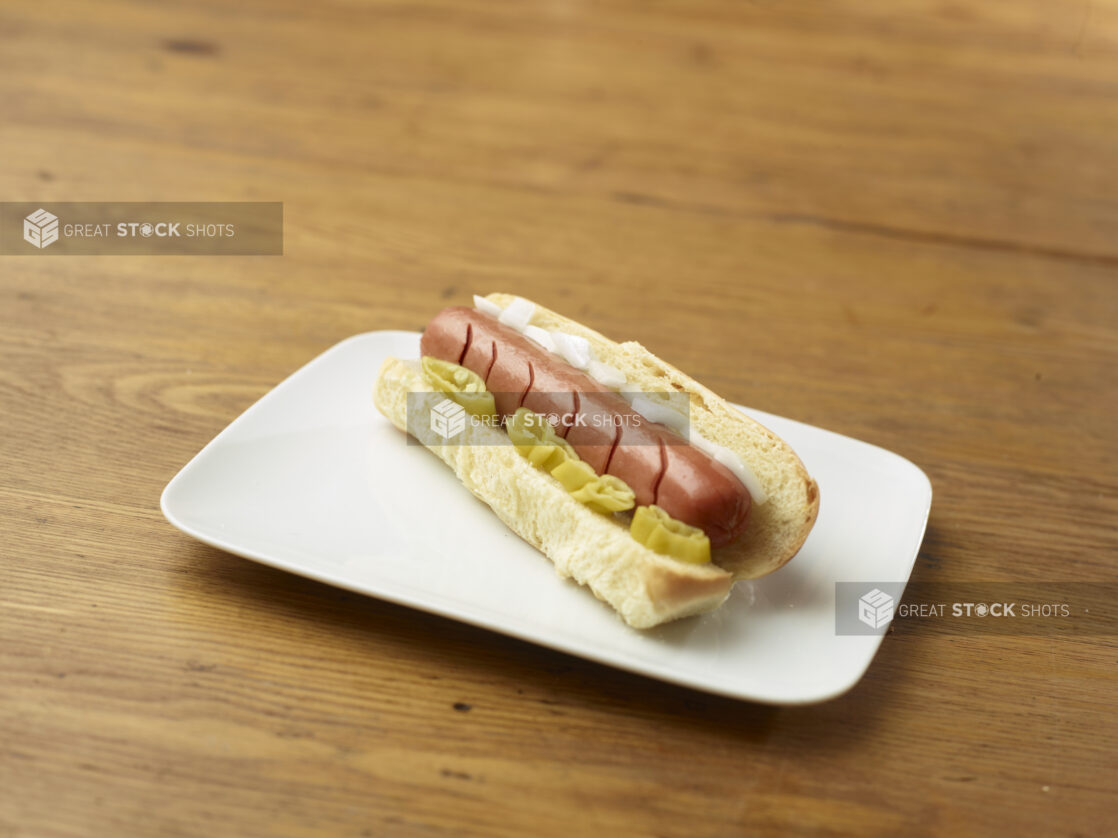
[[630, 504, 712, 564], [508, 408, 635, 516], [550, 458, 596, 491], [506, 407, 578, 472], [570, 473, 636, 515], [421, 356, 497, 418]]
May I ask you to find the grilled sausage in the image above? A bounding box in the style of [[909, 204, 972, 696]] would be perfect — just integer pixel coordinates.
[[420, 307, 750, 545]]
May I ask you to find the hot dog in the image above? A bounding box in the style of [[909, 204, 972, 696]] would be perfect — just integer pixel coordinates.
[[420, 306, 751, 546], [373, 293, 819, 628]]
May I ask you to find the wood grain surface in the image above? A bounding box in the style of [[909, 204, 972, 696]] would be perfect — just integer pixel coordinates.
[[2, 1, 1116, 836]]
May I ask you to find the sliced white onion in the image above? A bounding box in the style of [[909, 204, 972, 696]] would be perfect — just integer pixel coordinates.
[[551, 331, 592, 370], [497, 296, 535, 331], [690, 431, 767, 503], [473, 294, 502, 318], [629, 394, 689, 434], [618, 384, 642, 404], [523, 324, 556, 353], [587, 359, 626, 389]]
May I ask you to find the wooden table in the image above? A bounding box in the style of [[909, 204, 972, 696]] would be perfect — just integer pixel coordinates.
[[2, 2, 1115, 835]]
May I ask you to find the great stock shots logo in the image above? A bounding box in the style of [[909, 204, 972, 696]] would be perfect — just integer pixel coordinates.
[[857, 588, 895, 630], [2, 203, 283, 255], [406, 390, 675, 448], [23, 209, 59, 249], [835, 582, 906, 635], [835, 581, 1113, 636], [429, 398, 467, 440]]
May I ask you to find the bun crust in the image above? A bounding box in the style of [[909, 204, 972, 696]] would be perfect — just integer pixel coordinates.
[[371, 295, 820, 628]]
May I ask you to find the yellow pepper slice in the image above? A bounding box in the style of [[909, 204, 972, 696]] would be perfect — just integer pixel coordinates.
[[550, 458, 597, 493], [421, 356, 497, 418], [570, 474, 636, 515], [506, 408, 634, 516], [506, 408, 578, 471], [630, 505, 711, 564]]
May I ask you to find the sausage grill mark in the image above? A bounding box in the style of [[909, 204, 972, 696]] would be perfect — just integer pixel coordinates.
[[457, 323, 473, 366], [484, 341, 498, 384], [517, 362, 535, 410], [560, 390, 581, 440], [602, 422, 623, 476], [650, 438, 668, 505]]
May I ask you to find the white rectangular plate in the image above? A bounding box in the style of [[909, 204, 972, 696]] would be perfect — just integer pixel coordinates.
[[162, 331, 931, 704]]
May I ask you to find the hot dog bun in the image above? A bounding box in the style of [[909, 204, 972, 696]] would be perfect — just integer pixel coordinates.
[[372, 294, 819, 628], [483, 293, 819, 580]]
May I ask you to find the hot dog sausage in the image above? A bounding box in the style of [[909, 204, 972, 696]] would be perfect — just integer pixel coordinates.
[[420, 307, 750, 545]]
